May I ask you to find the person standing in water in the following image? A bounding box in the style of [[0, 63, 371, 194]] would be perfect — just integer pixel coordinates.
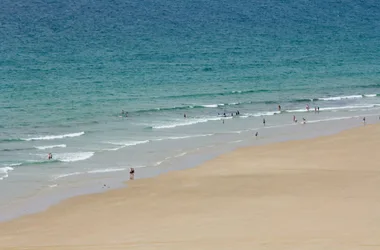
[[306, 104, 310, 112], [184, 113, 187, 118], [293, 115, 297, 123], [263, 118, 266, 126], [48, 153, 52, 160], [129, 168, 135, 180], [278, 105, 281, 111], [363, 117, 366, 125], [255, 132, 258, 138]]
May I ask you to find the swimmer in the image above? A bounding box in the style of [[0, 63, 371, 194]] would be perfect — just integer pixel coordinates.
[[129, 168, 135, 180]]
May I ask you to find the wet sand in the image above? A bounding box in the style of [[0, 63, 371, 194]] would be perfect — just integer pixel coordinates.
[[1, 124, 380, 250]]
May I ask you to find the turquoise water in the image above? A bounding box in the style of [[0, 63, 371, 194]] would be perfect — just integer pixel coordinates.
[[1, 0, 380, 216]]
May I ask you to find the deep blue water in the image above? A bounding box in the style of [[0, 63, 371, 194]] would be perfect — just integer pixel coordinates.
[[1, 0, 380, 180]]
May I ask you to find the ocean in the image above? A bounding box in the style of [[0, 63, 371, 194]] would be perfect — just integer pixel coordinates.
[[1, 0, 380, 220]]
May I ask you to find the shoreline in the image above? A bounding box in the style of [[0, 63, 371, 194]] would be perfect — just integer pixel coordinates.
[[1, 122, 380, 249], [0, 113, 378, 223]]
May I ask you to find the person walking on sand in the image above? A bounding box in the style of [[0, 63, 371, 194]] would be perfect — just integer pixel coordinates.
[[363, 117, 366, 125], [302, 117, 306, 124], [129, 168, 135, 180], [293, 115, 297, 123]]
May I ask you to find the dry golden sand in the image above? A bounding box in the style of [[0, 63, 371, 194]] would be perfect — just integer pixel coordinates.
[[1, 125, 380, 250]]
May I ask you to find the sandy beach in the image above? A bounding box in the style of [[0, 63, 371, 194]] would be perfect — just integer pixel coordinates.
[[1, 124, 380, 249]]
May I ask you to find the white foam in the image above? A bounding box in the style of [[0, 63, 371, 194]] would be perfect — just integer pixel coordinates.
[[155, 134, 213, 141], [255, 111, 281, 116], [23, 132, 84, 141], [321, 105, 376, 111], [154, 161, 163, 166], [307, 116, 359, 124], [108, 140, 149, 146], [6, 163, 22, 167], [103, 146, 125, 151], [287, 104, 379, 113], [364, 94, 377, 97], [54, 152, 94, 162], [53, 172, 82, 180], [104, 140, 149, 151], [87, 168, 126, 174], [174, 152, 187, 158], [0, 166, 14, 180], [245, 111, 280, 117], [229, 140, 243, 144], [201, 104, 221, 108], [35, 144, 67, 150], [318, 95, 363, 101], [153, 117, 231, 129]]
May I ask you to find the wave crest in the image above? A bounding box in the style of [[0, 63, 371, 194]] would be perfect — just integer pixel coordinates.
[[35, 144, 67, 150], [22, 132, 85, 141]]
